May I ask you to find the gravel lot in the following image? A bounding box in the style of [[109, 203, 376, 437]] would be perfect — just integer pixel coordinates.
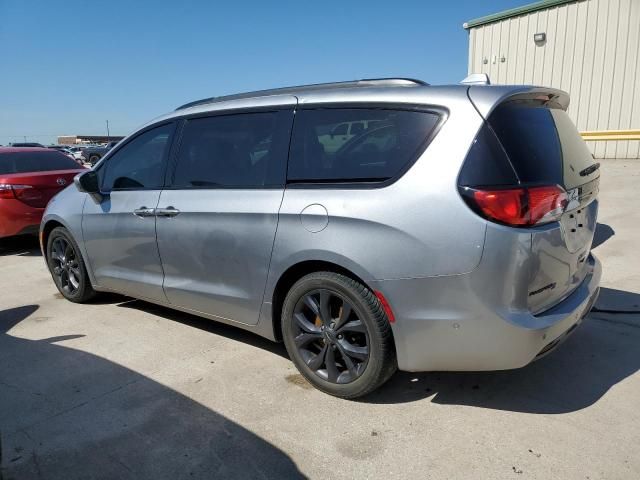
[[1, 159, 639, 480]]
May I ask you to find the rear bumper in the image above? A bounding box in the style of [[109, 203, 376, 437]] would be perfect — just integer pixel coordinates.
[[0, 200, 43, 238], [373, 253, 601, 372]]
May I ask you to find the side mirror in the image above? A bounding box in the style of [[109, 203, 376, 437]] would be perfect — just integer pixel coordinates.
[[74, 170, 105, 201]]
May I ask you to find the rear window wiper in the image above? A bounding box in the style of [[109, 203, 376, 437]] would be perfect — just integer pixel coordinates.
[[579, 162, 600, 177]]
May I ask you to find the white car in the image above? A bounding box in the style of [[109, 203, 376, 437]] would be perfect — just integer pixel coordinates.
[[317, 119, 385, 153], [67, 146, 87, 163]]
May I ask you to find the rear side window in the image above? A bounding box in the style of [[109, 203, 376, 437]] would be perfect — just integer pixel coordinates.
[[0, 151, 79, 174], [288, 108, 441, 183], [172, 111, 290, 188], [489, 103, 597, 189], [102, 123, 174, 191]]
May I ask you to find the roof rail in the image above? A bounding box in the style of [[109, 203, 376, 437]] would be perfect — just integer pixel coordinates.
[[175, 78, 429, 111]]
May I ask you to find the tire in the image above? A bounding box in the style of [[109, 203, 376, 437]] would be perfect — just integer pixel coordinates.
[[282, 272, 397, 399], [88, 154, 100, 165], [46, 227, 96, 303]]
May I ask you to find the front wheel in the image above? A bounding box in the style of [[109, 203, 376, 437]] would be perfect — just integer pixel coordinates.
[[47, 227, 96, 303], [282, 272, 397, 399]]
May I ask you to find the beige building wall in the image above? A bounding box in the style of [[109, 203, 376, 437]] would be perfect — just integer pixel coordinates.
[[57, 136, 79, 145], [466, 0, 640, 159]]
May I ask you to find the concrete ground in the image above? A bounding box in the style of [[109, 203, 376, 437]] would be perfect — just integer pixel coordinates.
[[1, 159, 639, 480]]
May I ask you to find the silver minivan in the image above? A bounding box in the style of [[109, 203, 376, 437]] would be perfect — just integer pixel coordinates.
[[41, 78, 601, 398]]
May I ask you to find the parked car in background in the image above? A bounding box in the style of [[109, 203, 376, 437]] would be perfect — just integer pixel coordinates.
[[11, 142, 45, 148], [67, 146, 88, 163], [41, 78, 601, 398], [48, 145, 75, 157], [47, 145, 85, 166], [317, 119, 385, 153], [83, 141, 119, 165], [0, 147, 85, 238]]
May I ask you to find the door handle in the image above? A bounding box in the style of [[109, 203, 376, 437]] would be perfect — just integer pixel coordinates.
[[155, 206, 180, 217], [133, 206, 155, 218]]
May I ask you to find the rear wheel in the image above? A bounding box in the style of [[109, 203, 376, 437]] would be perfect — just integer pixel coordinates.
[[282, 272, 396, 398], [47, 227, 96, 303], [88, 154, 100, 165]]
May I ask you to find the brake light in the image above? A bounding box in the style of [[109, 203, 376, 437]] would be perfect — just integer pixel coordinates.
[[465, 185, 568, 226], [0, 184, 42, 203], [0, 184, 34, 199], [0, 184, 14, 199]]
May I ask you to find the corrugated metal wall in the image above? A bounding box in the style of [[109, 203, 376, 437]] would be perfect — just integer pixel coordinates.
[[467, 0, 640, 159]]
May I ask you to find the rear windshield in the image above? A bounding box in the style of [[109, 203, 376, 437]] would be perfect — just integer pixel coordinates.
[[0, 151, 80, 175], [288, 108, 440, 183], [489, 103, 598, 189]]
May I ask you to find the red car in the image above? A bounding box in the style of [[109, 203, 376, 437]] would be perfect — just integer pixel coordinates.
[[0, 147, 86, 238]]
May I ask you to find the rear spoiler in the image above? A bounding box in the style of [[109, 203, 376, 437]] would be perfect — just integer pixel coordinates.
[[467, 83, 570, 120]]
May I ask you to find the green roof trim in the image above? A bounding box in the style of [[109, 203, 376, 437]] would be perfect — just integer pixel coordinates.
[[464, 0, 577, 29]]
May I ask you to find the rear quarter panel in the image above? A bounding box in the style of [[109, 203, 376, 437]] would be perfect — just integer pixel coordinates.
[[265, 90, 488, 301]]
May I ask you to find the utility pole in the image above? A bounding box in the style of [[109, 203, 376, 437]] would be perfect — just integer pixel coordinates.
[[106, 120, 110, 140], [23, 136, 27, 143]]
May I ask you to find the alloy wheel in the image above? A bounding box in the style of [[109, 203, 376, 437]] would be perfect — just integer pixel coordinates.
[[50, 237, 81, 295], [292, 289, 370, 384]]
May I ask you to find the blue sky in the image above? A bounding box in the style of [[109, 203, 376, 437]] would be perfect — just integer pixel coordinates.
[[0, 0, 528, 145]]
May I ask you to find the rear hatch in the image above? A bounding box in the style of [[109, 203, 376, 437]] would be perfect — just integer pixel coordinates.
[[460, 92, 600, 313]]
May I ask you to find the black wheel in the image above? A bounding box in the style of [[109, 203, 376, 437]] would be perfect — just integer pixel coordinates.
[[47, 227, 96, 303], [89, 154, 100, 165], [282, 272, 397, 399]]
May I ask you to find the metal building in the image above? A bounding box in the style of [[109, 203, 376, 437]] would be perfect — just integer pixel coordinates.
[[464, 0, 640, 159]]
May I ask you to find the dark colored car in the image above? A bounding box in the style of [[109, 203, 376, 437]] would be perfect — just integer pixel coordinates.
[[11, 142, 45, 148], [0, 148, 85, 238], [83, 142, 119, 165]]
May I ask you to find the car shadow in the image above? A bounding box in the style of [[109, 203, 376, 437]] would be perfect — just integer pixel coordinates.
[[365, 287, 640, 412], [0, 305, 305, 480], [100, 288, 640, 415], [0, 235, 41, 257], [592, 222, 615, 249], [594, 286, 640, 313], [115, 299, 289, 360]]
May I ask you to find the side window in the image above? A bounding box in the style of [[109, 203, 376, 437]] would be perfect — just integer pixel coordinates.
[[288, 108, 441, 183], [101, 123, 174, 191], [172, 111, 289, 188]]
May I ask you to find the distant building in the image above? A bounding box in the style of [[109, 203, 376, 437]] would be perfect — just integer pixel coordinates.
[[58, 135, 125, 145], [464, 0, 640, 159]]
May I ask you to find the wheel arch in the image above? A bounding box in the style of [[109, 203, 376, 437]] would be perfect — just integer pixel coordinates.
[[41, 216, 98, 290], [41, 219, 67, 260]]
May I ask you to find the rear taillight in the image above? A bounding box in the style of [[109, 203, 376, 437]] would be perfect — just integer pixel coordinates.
[[0, 184, 14, 199], [462, 185, 568, 226], [0, 184, 42, 204]]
